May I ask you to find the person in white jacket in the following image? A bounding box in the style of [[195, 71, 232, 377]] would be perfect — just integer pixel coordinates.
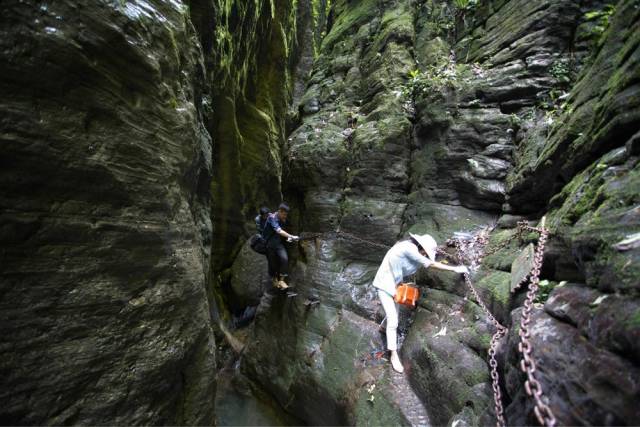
[[372, 233, 468, 373]]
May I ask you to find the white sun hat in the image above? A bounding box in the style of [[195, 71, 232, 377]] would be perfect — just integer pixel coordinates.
[[409, 233, 438, 262]]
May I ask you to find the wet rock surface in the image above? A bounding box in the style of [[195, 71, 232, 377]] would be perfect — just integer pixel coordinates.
[[1, 0, 638, 425], [0, 1, 216, 424], [229, 239, 269, 308], [403, 287, 494, 426], [236, 0, 640, 426], [502, 306, 640, 426], [215, 367, 302, 426]]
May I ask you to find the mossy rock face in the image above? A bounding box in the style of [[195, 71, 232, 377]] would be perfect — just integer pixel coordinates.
[[241, 298, 414, 425], [403, 291, 494, 426], [233, 0, 639, 426], [507, 0, 640, 212], [352, 381, 411, 427], [546, 146, 640, 292], [473, 270, 512, 325], [209, 0, 326, 273], [482, 229, 522, 271]]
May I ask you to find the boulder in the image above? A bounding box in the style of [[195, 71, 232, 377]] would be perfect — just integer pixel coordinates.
[[403, 288, 494, 426], [230, 239, 270, 307], [502, 307, 640, 425], [546, 283, 640, 365], [468, 155, 512, 180], [510, 243, 535, 292]]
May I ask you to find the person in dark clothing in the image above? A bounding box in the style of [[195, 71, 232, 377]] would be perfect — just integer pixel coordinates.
[[262, 203, 299, 289], [255, 207, 270, 235]]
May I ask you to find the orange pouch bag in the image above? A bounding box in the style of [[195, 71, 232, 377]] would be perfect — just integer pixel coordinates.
[[394, 283, 420, 307]]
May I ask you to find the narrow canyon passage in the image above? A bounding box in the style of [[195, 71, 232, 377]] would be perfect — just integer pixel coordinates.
[[1, 0, 639, 426]]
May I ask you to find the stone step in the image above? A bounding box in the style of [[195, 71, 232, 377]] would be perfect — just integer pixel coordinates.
[[388, 370, 431, 427]]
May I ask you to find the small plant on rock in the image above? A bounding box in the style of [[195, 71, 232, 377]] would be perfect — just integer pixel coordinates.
[[550, 60, 573, 88], [509, 113, 522, 131], [538, 58, 576, 121], [453, 0, 479, 12], [403, 58, 461, 101]]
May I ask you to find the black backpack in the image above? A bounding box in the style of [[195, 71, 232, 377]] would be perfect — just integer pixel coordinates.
[[250, 234, 267, 254]]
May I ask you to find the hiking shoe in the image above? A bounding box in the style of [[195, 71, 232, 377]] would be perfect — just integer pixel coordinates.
[[390, 351, 404, 373], [277, 279, 289, 290]]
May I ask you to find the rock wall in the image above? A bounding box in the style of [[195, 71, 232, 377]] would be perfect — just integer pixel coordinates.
[[241, 0, 434, 423], [499, 0, 640, 424], [203, 0, 331, 322], [206, 0, 326, 273], [0, 0, 335, 424], [1, 0, 637, 425], [239, 0, 502, 423], [235, 0, 640, 425], [0, 1, 216, 424]]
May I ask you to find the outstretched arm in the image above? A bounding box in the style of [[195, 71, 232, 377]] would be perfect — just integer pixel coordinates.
[[267, 214, 299, 241], [277, 228, 298, 240], [430, 261, 468, 274]]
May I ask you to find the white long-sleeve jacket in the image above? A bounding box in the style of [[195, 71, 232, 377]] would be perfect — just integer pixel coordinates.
[[372, 240, 432, 296]]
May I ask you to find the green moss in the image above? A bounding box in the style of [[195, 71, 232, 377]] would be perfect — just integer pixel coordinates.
[[534, 280, 559, 304], [581, 4, 616, 45], [311, 0, 331, 54], [482, 229, 521, 271], [488, 229, 520, 248], [627, 309, 640, 328], [547, 161, 608, 230], [508, 0, 639, 200], [209, 0, 317, 271], [321, 0, 378, 51], [548, 156, 639, 291], [477, 271, 511, 307], [478, 333, 492, 349], [404, 58, 462, 101], [352, 382, 409, 426]]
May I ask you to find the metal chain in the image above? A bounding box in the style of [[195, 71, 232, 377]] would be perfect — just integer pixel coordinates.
[[456, 241, 504, 330], [300, 229, 393, 249], [516, 223, 557, 427], [453, 220, 556, 427], [478, 221, 525, 260], [303, 221, 557, 427], [334, 229, 392, 250], [489, 327, 508, 426], [455, 237, 508, 427]]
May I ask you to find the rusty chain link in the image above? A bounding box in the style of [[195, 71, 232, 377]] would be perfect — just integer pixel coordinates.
[[516, 221, 557, 427], [489, 327, 508, 426], [452, 219, 556, 427], [480, 223, 524, 259], [455, 238, 504, 330], [302, 221, 556, 427], [334, 229, 392, 250], [454, 235, 508, 427]]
